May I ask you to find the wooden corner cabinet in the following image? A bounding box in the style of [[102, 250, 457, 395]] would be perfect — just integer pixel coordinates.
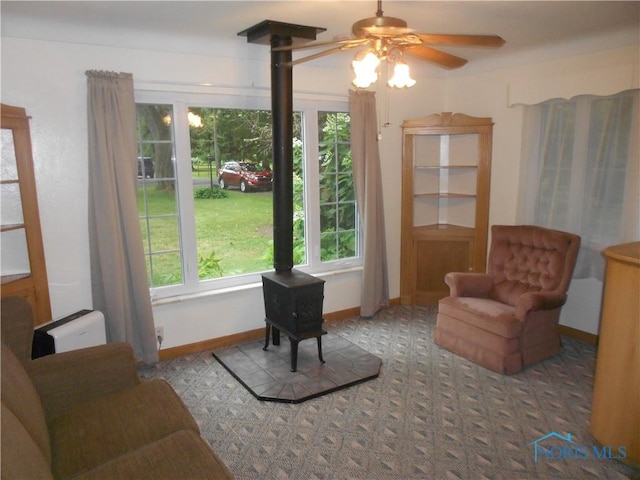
[[1, 104, 51, 325], [400, 112, 493, 305]]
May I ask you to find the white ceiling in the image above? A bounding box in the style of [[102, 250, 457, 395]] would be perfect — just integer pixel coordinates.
[[2, 1, 639, 75]]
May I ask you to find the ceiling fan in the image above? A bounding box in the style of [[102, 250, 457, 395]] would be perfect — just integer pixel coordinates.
[[274, 0, 505, 71]]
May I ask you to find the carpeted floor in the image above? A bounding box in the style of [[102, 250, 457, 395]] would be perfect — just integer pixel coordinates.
[[139, 305, 638, 480]]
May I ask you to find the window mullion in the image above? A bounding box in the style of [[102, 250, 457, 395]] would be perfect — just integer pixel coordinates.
[[174, 101, 199, 288], [303, 107, 321, 267]]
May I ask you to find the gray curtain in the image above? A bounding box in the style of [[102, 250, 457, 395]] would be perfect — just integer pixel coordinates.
[[349, 90, 389, 317], [86, 70, 158, 364]]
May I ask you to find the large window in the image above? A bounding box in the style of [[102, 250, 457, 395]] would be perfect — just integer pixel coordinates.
[[135, 93, 359, 296], [519, 89, 638, 278]]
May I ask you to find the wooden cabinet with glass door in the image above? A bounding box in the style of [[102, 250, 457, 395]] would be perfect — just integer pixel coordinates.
[[400, 112, 492, 305], [1, 104, 51, 325]]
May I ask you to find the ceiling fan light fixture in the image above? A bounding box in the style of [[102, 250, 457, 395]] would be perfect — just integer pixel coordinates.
[[275, 1, 505, 87], [352, 50, 380, 88], [387, 60, 415, 89]]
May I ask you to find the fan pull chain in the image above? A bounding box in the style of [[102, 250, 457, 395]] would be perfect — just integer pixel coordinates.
[[376, 72, 392, 141]]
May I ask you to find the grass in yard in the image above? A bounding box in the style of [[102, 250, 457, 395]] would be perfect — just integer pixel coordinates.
[[192, 166, 218, 181], [195, 189, 273, 277], [138, 184, 273, 284]]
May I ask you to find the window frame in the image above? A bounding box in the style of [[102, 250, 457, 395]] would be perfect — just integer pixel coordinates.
[[135, 89, 362, 299]]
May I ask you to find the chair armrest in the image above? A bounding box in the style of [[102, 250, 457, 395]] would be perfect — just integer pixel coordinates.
[[444, 272, 493, 298], [515, 291, 567, 318], [26, 342, 141, 420]]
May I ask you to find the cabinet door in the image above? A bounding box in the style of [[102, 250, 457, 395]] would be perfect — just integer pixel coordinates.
[[413, 235, 473, 305], [1, 105, 51, 324]]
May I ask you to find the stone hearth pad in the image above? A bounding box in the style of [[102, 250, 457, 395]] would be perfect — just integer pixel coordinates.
[[212, 332, 382, 403]]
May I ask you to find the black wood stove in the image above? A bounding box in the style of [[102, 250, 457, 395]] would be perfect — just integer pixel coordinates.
[[261, 270, 326, 372], [240, 21, 328, 372]]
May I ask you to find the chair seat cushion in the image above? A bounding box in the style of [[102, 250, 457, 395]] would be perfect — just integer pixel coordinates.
[[48, 379, 200, 480], [438, 296, 522, 339]]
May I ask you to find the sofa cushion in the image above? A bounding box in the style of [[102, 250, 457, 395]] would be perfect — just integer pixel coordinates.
[[27, 343, 141, 421], [1, 344, 52, 465], [49, 379, 201, 480], [73, 430, 234, 480], [1, 404, 53, 480], [1, 296, 36, 365]]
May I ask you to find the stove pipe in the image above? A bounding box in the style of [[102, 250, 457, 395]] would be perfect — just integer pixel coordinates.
[[270, 35, 294, 272], [238, 21, 324, 273]]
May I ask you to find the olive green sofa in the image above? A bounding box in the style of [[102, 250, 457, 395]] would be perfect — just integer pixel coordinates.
[[1, 296, 234, 480]]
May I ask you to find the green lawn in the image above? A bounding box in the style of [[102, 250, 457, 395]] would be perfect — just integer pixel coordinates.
[[194, 189, 273, 277], [138, 184, 273, 285]]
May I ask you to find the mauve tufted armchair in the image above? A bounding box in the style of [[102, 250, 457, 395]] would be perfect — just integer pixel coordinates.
[[434, 225, 581, 374]]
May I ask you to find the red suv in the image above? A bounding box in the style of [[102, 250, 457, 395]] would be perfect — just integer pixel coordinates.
[[218, 161, 272, 192]]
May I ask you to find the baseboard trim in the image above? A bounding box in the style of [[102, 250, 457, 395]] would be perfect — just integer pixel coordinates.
[[558, 324, 598, 346], [158, 298, 403, 361], [158, 328, 264, 361]]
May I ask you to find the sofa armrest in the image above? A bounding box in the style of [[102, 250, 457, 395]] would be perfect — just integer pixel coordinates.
[[515, 291, 567, 319], [444, 272, 493, 298], [26, 342, 141, 420]]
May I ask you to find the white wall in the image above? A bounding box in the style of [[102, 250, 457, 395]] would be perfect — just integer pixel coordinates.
[[2, 35, 637, 346]]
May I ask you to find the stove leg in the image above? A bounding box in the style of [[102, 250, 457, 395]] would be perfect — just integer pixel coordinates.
[[317, 336, 325, 364], [272, 326, 281, 346], [290, 339, 299, 372], [263, 323, 271, 351]]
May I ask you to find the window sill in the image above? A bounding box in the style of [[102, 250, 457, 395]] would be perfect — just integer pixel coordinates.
[[150, 265, 363, 308]]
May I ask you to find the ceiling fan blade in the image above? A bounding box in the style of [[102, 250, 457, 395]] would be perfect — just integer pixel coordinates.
[[418, 34, 505, 47], [404, 45, 468, 69], [273, 37, 369, 52]]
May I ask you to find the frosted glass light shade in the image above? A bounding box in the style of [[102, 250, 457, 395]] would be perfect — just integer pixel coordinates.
[[388, 62, 416, 88], [352, 51, 380, 88]]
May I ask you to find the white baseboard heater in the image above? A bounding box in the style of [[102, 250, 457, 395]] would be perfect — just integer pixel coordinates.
[[32, 310, 107, 359]]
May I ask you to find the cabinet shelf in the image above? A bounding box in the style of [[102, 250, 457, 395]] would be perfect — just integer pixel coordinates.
[[1, 223, 26, 233], [415, 165, 477, 170], [1, 272, 31, 285], [414, 193, 476, 199], [414, 223, 475, 233]]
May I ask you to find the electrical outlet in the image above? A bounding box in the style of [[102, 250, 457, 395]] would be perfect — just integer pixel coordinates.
[[155, 326, 164, 342]]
